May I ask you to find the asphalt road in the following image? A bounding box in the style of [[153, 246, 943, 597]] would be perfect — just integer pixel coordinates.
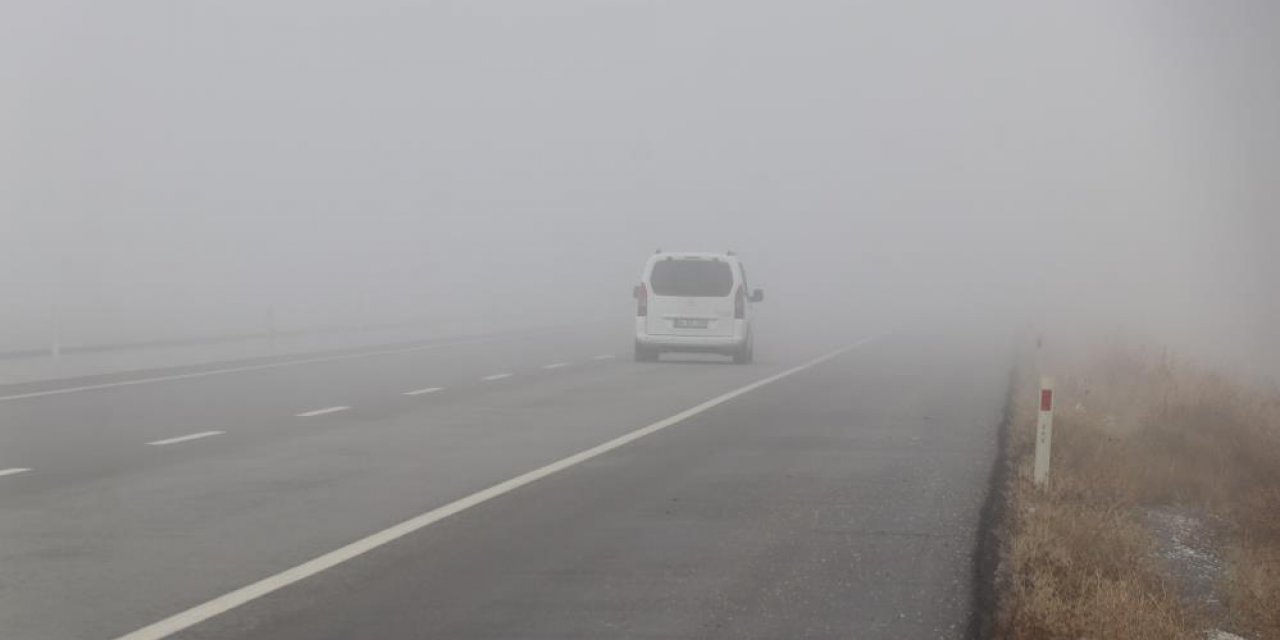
[[0, 324, 1007, 639]]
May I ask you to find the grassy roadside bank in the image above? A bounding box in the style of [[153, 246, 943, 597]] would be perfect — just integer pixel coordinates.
[[990, 347, 1280, 639]]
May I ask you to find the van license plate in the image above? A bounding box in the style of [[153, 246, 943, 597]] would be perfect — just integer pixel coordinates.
[[674, 318, 709, 329]]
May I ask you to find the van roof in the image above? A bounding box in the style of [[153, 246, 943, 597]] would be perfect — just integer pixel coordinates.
[[649, 251, 737, 261]]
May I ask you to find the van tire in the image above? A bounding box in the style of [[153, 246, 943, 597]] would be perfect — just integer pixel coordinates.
[[634, 344, 658, 362], [732, 343, 754, 365]]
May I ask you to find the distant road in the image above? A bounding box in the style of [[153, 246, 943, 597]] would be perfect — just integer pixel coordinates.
[[0, 325, 1006, 639]]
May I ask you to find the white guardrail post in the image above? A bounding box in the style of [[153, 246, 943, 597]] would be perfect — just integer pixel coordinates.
[[1033, 376, 1055, 488]]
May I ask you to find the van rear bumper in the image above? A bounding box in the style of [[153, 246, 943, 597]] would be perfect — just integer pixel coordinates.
[[634, 333, 746, 353]]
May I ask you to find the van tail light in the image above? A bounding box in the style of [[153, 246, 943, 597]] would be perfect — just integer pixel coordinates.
[[635, 283, 648, 316], [734, 286, 745, 319]]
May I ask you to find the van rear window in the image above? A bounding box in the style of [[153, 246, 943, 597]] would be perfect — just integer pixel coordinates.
[[649, 260, 734, 297]]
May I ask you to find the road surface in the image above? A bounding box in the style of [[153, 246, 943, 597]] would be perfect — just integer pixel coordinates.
[[0, 324, 1007, 639]]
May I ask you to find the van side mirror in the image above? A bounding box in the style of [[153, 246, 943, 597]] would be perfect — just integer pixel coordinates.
[[750, 289, 764, 303]]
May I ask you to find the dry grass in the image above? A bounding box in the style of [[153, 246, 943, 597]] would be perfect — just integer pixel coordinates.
[[993, 347, 1280, 640], [1231, 540, 1280, 637]]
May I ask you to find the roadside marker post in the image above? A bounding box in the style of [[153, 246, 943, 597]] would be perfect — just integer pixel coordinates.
[[1033, 376, 1055, 488]]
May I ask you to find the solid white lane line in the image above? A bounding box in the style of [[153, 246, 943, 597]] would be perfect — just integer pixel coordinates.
[[0, 468, 31, 477], [591, 354, 615, 360], [295, 406, 350, 418], [112, 335, 882, 640], [481, 373, 512, 381], [0, 330, 560, 404], [146, 431, 225, 446], [403, 387, 444, 396], [541, 362, 569, 370]]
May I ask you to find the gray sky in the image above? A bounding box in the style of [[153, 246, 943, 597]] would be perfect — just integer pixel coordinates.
[[3, 1, 1277, 372]]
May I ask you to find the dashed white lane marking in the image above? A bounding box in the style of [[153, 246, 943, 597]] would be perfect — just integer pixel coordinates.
[[0, 330, 562, 404], [111, 335, 882, 640], [591, 354, 615, 360], [403, 387, 444, 396], [146, 431, 225, 446], [295, 406, 351, 418], [0, 467, 31, 478], [540, 362, 569, 370], [481, 373, 512, 381]]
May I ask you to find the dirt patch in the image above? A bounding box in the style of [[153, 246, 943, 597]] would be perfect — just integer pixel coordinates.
[[1146, 507, 1228, 620]]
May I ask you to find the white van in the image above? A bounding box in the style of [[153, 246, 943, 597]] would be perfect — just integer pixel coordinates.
[[632, 251, 763, 363]]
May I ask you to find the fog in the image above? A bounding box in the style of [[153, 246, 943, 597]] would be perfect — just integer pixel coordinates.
[[3, 1, 1277, 374]]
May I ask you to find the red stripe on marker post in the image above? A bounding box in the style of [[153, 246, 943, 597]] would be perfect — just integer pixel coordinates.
[[1040, 389, 1053, 412]]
